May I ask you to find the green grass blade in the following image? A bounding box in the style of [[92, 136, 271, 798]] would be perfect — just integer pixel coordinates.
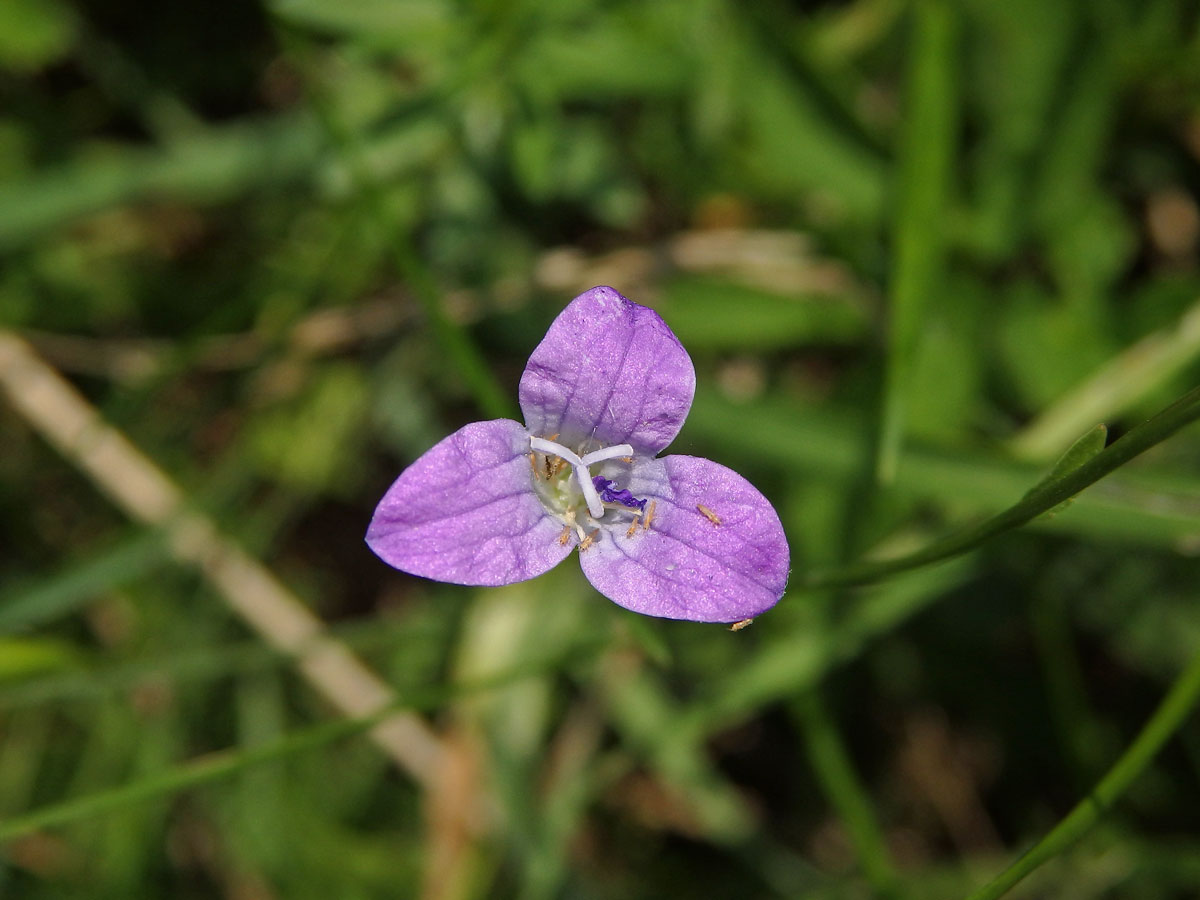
[[796, 689, 902, 898], [0, 531, 168, 634], [877, 0, 957, 482], [0, 709, 380, 842], [0, 655, 585, 842], [0, 114, 323, 250]]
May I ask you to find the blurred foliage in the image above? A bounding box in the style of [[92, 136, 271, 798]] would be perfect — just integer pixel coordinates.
[[3, 0, 1200, 898]]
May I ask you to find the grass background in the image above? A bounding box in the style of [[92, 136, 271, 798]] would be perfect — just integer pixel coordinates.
[[3, 0, 1200, 897]]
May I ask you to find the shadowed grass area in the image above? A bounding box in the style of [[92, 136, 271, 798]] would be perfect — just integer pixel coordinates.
[[3, 1, 1200, 898]]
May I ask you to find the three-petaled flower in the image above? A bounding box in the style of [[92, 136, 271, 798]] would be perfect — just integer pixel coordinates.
[[367, 286, 789, 623]]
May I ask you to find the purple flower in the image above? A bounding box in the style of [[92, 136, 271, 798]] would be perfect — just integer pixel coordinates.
[[366, 286, 790, 623]]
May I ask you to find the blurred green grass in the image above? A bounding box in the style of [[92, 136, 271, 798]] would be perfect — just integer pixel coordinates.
[[3, 0, 1200, 898]]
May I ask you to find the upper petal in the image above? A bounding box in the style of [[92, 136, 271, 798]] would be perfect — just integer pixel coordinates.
[[578, 455, 789, 622], [519, 286, 695, 455], [366, 419, 572, 586]]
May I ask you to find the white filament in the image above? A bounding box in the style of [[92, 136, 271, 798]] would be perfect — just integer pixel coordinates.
[[581, 444, 634, 466], [529, 436, 633, 519]]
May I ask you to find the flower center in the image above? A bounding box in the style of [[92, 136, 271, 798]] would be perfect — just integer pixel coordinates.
[[529, 436, 639, 521]]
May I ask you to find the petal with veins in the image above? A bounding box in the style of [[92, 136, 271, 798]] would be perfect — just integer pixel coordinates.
[[579, 455, 789, 622], [519, 286, 695, 455], [367, 419, 573, 585]]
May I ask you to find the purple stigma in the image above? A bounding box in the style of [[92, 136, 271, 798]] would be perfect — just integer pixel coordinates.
[[592, 475, 647, 511]]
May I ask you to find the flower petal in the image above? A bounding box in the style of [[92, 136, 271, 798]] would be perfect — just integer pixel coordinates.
[[366, 419, 573, 586], [519, 286, 695, 455], [578, 455, 789, 622]]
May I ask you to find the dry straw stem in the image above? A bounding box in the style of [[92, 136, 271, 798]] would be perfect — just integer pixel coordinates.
[[23, 294, 412, 384], [0, 330, 443, 787]]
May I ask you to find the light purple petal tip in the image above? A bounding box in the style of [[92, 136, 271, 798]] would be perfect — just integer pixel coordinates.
[[519, 286, 695, 455], [366, 419, 572, 586], [578, 455, 789, 623]]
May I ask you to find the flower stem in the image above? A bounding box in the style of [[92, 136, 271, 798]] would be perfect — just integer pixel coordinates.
[[962, 639, 1200, 900], [805, 385, 1200, 590]]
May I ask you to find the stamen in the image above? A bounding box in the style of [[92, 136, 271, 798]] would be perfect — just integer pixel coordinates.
[[561, 509, 587, 542], [529, 436, 608, 519], [580, 444, 634, 466], [529, 436, 583, 467], [697, 504, 721, 525]]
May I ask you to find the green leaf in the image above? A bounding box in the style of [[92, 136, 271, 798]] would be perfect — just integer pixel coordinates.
[[656, 277, 867, 351], [1044, 424, 1109, 483], [0, 637, 80, 681], [0, 114, 323, 251], [269, 0, 452, 48], [736, 52, 886, 221], [248, 364, 369, 495], [999, 281, 1117, 410], [1026, 423, 1108, 516], [0, 0, 76, 70]]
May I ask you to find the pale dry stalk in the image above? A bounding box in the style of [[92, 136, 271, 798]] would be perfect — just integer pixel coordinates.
[[0, 330, 443, 787]]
